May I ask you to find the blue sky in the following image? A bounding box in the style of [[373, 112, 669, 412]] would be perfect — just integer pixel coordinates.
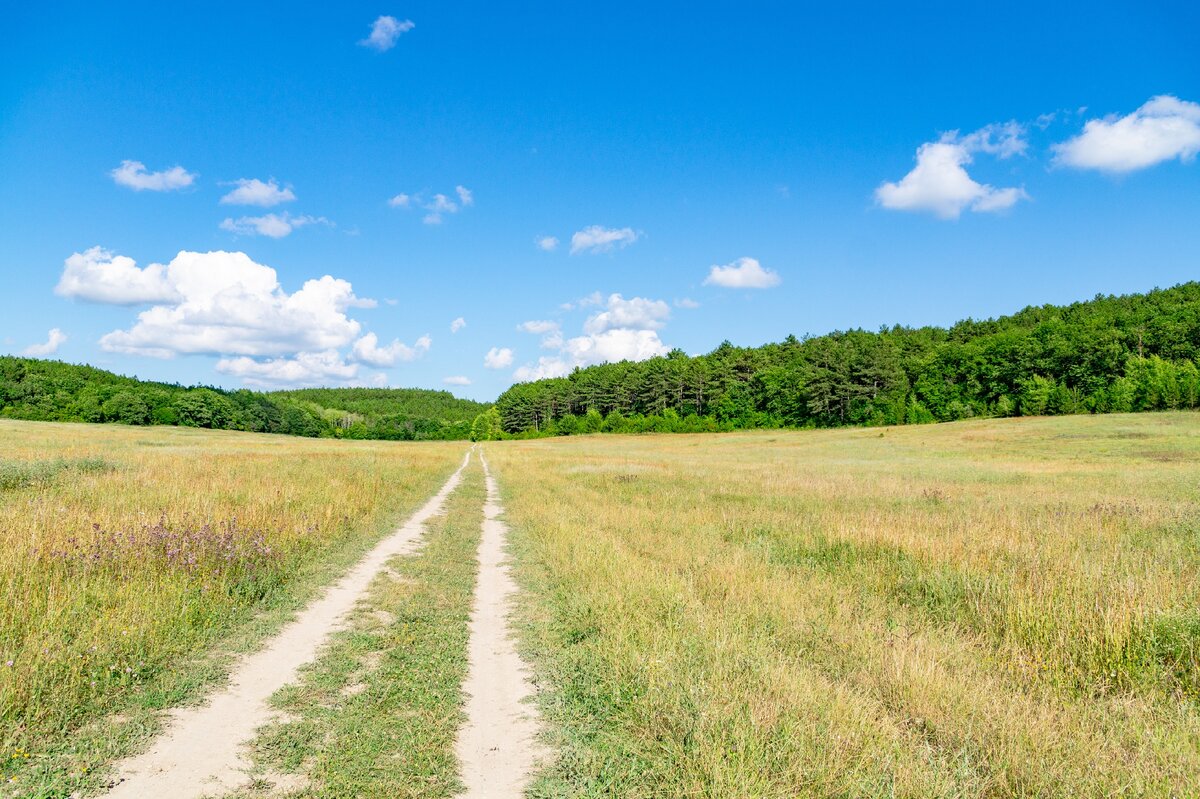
[[2, 2, 1197, 400]]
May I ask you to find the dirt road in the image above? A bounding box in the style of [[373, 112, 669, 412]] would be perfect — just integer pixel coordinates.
[[103, 451, 471, 798], [454, 451, 543, 797]]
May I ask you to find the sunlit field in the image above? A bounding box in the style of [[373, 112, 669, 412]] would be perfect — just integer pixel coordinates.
[[0, 420, 463, 785], [489, 413, 1200, 797]]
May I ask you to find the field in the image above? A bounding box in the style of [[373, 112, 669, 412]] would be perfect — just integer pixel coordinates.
[[0, 421, 464, 793], [488, 413, 1200, 797], [1, 413, 1199, 797]]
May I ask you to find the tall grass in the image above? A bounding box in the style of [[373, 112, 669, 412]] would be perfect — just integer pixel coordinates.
[[0, 420, 463, 791], [490, 412, 1200, 797]]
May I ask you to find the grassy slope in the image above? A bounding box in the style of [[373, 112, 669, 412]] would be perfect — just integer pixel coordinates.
[[489, 413, 1200, 798], [268, 387, 488, 423], [233, 455, 485, 799], [0, 421, 465, 797]]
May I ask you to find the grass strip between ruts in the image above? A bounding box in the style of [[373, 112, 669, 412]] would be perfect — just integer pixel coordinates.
[[233, 454, 485, 798]]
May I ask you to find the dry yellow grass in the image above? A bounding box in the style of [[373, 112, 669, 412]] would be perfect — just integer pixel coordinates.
[[0, 420, 463, 790], [489, 412, 1200, 797]]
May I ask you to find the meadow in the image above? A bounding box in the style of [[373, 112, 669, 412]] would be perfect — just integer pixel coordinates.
[[0, 420, 463, 792], [488, 413, 1200, 797], [3, 413, 1199, 798]]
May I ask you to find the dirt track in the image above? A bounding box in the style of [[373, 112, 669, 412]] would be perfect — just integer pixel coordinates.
[[454, 451, 543, 797], [103, 451, 471, 798]]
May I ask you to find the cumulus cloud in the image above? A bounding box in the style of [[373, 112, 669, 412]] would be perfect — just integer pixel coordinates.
[[443, 375, 471, 386], [559, 291, 603, 311], [570, 225, 638, 254], [219, 212, 330, 238], [1053, 95, 1200, 173], [389, 187, 474, 224], [518, 320, 563, 349], [110, 160, 195, 192], [450, 316, 467, 333], [351, 332, 431, 366], [583, 294, 670, 333], [875, 123, 1029, 219], [359, 15, 414, 51], [81, 250, 372, 361], [216, 350, 359, 387], [567, 328, 667, 364], [22, 328, 67, 357], [512, 293, 671, 380], [517, 320, 560, 335], [703, 257, 781, 289], [55, 247, 181, 305], [512, 357, 571, 381], [536, 236, 559, 252], [484, 347, 514, 369], [60, 248, 440, 388], [675, 298, 700, 309], [220, 178, 296, 207]]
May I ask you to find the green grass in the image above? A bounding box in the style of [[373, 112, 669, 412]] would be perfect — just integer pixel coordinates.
[[234, 455, 485, 798], [0, 456, 112, 491], [491, 413, 1200, 798], [0, 421, 464, 798]]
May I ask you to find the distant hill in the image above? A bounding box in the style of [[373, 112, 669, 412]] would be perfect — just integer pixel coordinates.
[[0, 357, 487, 440], [495, 281, 1200, 436], [269, 388, 486, 424]]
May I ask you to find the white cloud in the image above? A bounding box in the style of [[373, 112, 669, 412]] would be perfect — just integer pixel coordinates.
[[566, 328, 667, 363], [583, 294, 670, 333], [450, 316, 467, 333], [875, 123, 1029, 219], [66, 248, 423, 388], [559, 291, 603, 311], [703, 257, 781, 289], [351, 332, 431, 366], [536, 236, 559, 252], [110, 160, 196, 192], [90, 250, 372, 359], [484, 347, 514, 369], [675, 298, 700, 309], [570, 225, 638, 254], [55, 246, 181, 305], [389, 187, 474, 224], [219, 212, 330, 238], [423, 194, 457, 224], [512, 293, 671, 380], [1052, 95, 1200, 173], [512, 357, 571, 381], [512, 330, 669, 381], [21, 328, 67, 357], [216, 350, 359, 388], [359, 15, 414, 51], [517, 320, 560, 335], [518, 320, 562, 349], [443, 375, 472, 386], [220, 178, 296, 207]]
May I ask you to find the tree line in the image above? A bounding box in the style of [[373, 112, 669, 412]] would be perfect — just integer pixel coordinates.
[[0, 358, 487, 441], [492, 282, 1200, 437]]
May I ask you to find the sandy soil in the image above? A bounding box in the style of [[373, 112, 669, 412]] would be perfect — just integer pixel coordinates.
[[454, 451, 543, 798], [102, 451, 471, 799]]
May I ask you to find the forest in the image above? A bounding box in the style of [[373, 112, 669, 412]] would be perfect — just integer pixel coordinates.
[[6, 282, 1200, 442], [493, 282, 1200, 436], [0, 358, 487, 440]]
